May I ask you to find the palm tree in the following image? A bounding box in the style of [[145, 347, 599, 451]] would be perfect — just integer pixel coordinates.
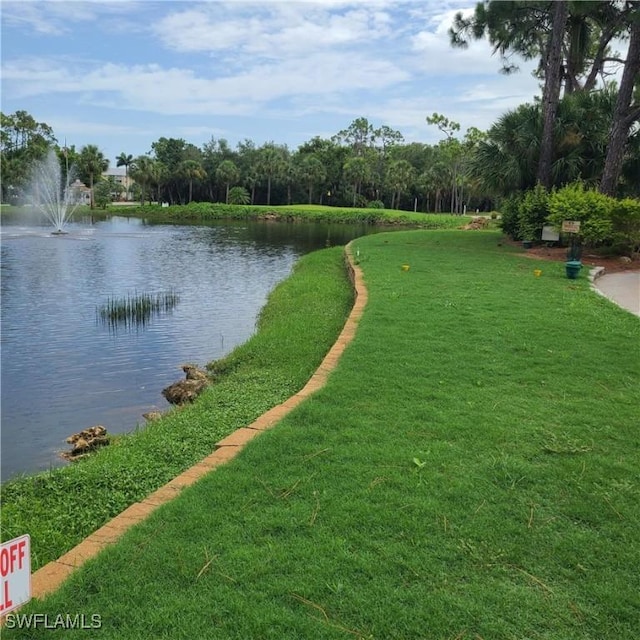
[[298, 155, 326, 204], [129, 156, 155, 205], [386, 160, 415, 209], [468, 89, 622, 198], [257, 144, 288, 205], [244, 173, 260, 205], [77, 145, 109, 209], [343, 156, 372, 207], [116, 152, 133, 201], [178, 159, 206, 203], [215, 160, 240, 204], [227, 186, 250, 205], [150, 161, 168, 204]]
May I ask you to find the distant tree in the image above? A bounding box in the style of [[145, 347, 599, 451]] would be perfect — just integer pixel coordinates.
[[202, 137, 238, 200], [297, 137, 348, 205], [0, 110, 57, 201], [333, 117, 376, 156], [234, 139, 260, 204], [178, 159, 206, 203], [343, 156, 372, 207], [116, 152, 134, 201], [93, 179, 117, 209], [151, 137, 202, 203], [427, 113, 463, 213], [298, 155, 326, 204], [244, 172, 260, 205], [77, 145, 109, 209], [228, 186, 250, 205], [257, 143, 288, 205], [150, 161, 169, 203], [215, 160, 240, 203], [129, 155, 155, 205], [386, 160, 415, 209]]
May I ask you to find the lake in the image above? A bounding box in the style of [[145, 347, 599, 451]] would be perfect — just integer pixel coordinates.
[[0, 214, 370, 481]]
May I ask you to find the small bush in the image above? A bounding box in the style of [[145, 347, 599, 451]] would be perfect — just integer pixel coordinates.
[[609, 197, 640, 254], [499, 193, 524, 240], [367, 200, 385, 209], [547, 182, 613, 246], [518, 185, 550, 241], [94, 181, 113, 210], [228, 186, 251, 205]]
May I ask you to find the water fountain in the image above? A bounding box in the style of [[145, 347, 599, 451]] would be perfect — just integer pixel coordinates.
[[29, 149, 82, 234]]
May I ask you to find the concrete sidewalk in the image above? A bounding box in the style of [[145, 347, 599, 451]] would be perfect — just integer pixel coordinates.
[[593, 271, 640, 317]]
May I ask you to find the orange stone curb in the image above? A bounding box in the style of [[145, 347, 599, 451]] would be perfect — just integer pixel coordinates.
[[215, 427, 262, 448], [18, 242, 367, 611]]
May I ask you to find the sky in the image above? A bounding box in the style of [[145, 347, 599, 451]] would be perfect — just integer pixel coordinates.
[[1, 0, 543, 171]]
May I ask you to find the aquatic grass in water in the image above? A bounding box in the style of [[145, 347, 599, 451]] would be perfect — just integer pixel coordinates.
[[97, 290, 180, 329]]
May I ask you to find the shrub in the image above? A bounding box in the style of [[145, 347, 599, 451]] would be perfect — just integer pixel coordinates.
[[94, 181, 113, 210], [228, 186, 250, 205], [518, 184, 550, 241], [499, 193, 524, 240], [367, 200, 385, 209], [609, 197, 640, 254], [353, 193, 369, 208], [547, 182, 613, 246]]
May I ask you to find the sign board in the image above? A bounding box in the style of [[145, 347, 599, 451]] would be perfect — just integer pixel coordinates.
[[561, 220, 581, 233], [0, 535, 31, 614], [541, 226, 560, 242]]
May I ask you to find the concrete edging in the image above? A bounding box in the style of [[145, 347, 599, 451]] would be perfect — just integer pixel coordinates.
[[25, 243, 367, 604], [588, 265, 606, 283]]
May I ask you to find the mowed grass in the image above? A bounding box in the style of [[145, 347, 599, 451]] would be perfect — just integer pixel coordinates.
[[4, 231, 639, 639], [120, 201, 470, 228]]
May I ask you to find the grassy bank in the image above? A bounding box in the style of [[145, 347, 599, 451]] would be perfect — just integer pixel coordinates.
[[4, 230, 638, 639], [1, 202, 471, 230], [0, 247, 354, 571], [111, 202, 470, 228]]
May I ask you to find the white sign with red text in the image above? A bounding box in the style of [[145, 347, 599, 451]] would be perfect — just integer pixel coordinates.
[[0, 535, 31, 614]]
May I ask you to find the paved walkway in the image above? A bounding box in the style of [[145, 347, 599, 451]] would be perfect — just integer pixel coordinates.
[[593, 271, 640, 317]]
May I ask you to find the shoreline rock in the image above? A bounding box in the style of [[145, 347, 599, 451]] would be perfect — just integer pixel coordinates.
[[162, 363, 210, 405], [62, 425, 110, 460]]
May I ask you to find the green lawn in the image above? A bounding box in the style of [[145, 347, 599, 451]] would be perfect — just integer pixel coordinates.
[[111, 201, 471, 228], [3, 230, 639, 639]]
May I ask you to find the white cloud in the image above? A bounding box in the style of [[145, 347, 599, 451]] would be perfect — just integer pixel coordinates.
[[152, 3, 394, 59], [2, 51, 410, 116], [410, 8, 520, 76], [0, 0, 141, 34], [0, 2, 67, 35]]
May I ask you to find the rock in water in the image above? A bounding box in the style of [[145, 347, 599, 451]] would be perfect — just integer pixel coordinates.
[[181, 363, 208, 381], [162, 365, 209, 405], [142, 411, 163, 422], [162, 379, 207, 404], [62, 425, 110, 459]]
